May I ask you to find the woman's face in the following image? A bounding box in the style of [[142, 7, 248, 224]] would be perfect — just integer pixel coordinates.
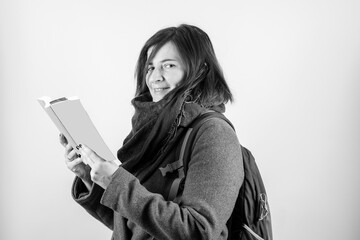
[[146, 42, 186, 102]]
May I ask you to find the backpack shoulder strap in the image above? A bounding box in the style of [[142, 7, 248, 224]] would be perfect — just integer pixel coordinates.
[[182, 111, 235, 172], [167, 111, 234, 200]]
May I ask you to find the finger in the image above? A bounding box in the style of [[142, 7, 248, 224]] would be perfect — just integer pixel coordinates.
[[76, 145, 95, 167], [59, 133, 68, 147], [78, 144, 103, 164], [67, 148, 78, 161], [65, 143, 74, 155], [66, 157, 83, 170], [64, 154, 82, 169]]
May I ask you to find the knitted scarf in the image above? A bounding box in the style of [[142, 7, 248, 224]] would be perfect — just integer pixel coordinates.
[[117, 91, 225, 181]]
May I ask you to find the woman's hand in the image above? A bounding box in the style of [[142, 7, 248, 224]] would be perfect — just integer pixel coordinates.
[[59, 134, 92, 190], [78, 144, 119, 189]]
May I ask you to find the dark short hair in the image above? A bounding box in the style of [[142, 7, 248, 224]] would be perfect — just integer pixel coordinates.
[[135, 24, 233, 106]]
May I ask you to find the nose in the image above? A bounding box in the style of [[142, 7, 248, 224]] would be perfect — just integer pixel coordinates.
[[149, 67, 164, 83]]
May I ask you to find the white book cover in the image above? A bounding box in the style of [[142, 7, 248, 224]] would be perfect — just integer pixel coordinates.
[[38, 96, 120, 165]]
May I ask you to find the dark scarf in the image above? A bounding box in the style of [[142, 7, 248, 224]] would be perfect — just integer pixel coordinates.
[[118, 92, 225, 181]]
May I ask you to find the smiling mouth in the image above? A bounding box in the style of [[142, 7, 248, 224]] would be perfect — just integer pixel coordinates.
[[153, 88, 170, 93]]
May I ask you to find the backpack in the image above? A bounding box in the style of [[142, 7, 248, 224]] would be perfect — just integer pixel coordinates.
[[169, 111, 273, 240]]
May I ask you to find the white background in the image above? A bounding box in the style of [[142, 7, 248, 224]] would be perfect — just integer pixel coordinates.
[[1, 0, 359, 239]]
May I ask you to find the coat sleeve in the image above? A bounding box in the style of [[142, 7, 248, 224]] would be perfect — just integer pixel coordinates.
[[100, 118, 245, 239], [72, 177, 114, 230]]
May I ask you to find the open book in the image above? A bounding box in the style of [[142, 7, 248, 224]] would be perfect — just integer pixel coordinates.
[[38, 96, 120, 165]]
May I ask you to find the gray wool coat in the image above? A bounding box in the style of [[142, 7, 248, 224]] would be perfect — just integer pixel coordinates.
[[72, 117, 244, 240]]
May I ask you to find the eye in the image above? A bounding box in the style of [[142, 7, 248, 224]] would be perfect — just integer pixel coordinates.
[[163, 63, 175, 69], [147, 66, 154, 73]]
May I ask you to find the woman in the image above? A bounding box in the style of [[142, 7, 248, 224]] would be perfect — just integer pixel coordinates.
[[60, 24, 244, 240]]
